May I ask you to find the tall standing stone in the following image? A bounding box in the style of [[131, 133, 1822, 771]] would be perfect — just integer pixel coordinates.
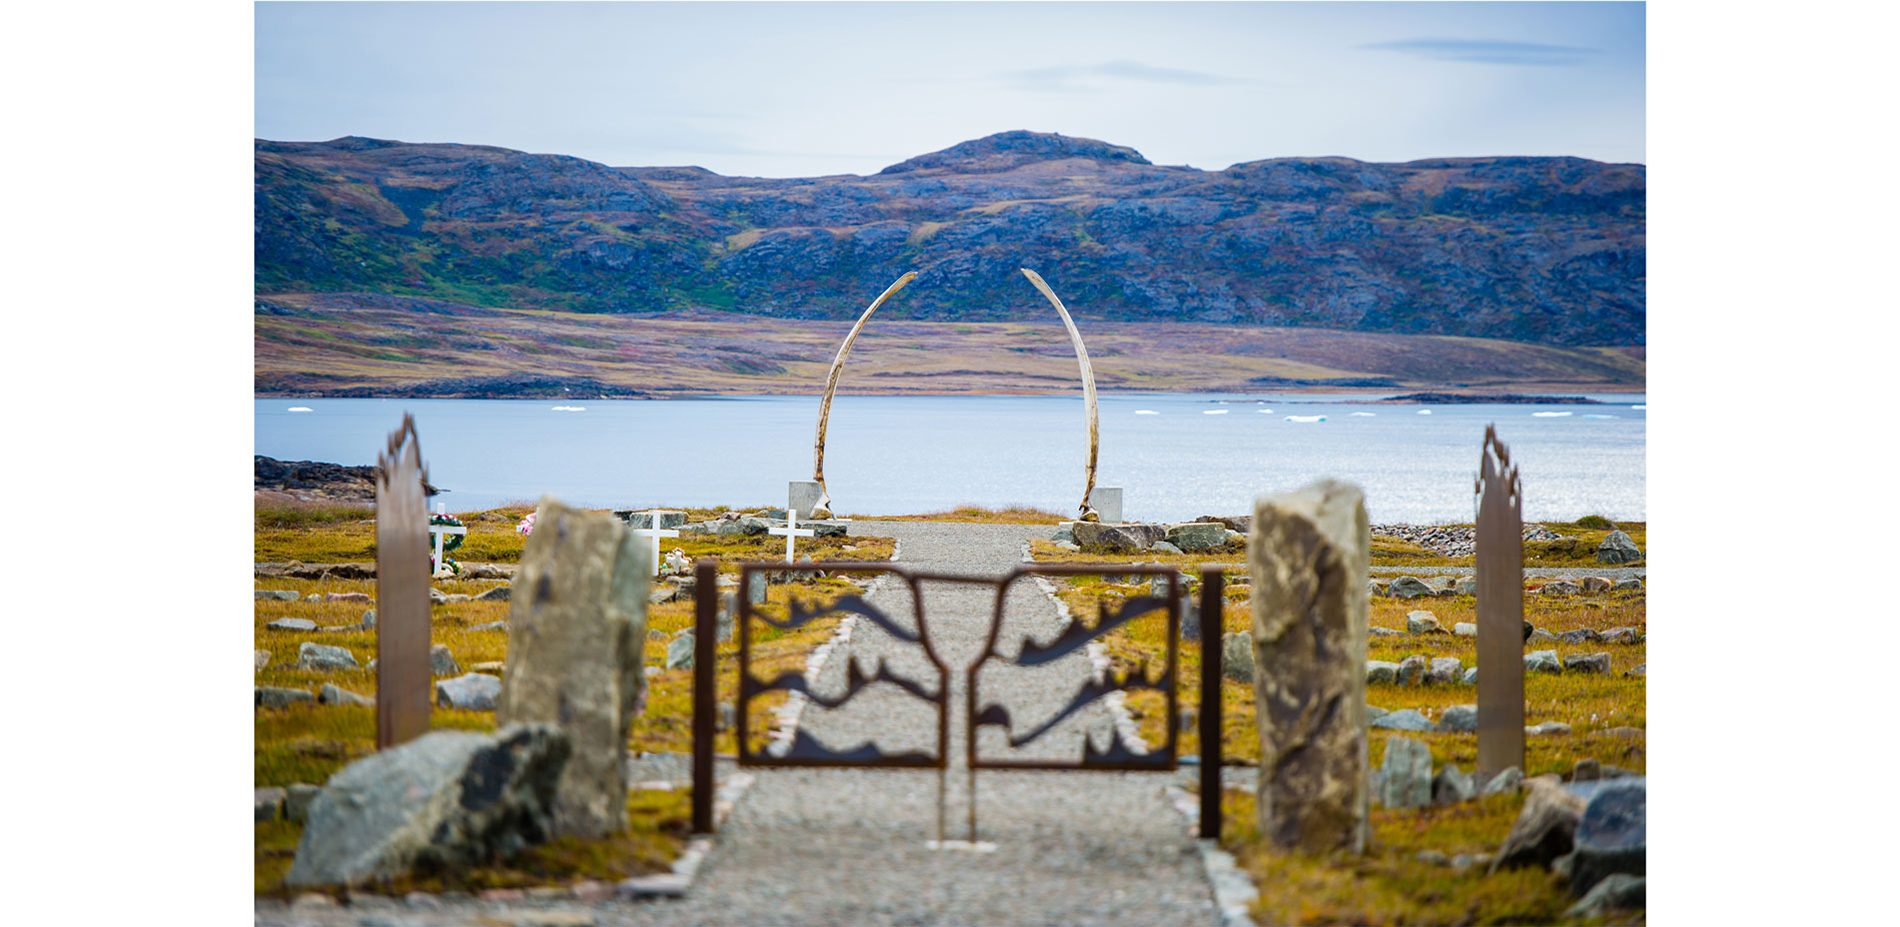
[[374, 415, 432, 750], [495, 498, 650, 839], [1475, 426, 1526, 780], [1249, 479, 1371, 854]]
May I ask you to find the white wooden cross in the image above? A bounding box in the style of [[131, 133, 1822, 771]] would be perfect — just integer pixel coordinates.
[[634, 509, 681, 576], [429, 501, 466, 572], [768, 507, 816, 562]]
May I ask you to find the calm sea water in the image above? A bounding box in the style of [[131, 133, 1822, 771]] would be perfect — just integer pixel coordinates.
[[253, 393, 1645, 525]]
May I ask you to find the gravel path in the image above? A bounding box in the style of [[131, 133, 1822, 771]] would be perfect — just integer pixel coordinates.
[[258, 521, 1219, 926]]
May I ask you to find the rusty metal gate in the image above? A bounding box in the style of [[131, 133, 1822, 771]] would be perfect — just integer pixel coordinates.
[[689, 560, 1226, 841]]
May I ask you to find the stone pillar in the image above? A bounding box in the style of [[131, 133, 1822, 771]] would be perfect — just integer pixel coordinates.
[[1088, 486, 1124, 524], [788, 480, 823, 519], [1249, 479, 1370, 854], [495, 498, 651, 838]]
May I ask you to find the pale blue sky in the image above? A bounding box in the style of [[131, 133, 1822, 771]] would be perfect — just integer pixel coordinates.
[[256, 1, 1645, 176]]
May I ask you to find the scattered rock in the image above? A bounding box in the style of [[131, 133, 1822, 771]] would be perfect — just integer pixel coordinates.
[[1557, 628, 1600, 644], [1368, 626, 1403, 637], [285, 725, 571, 887], [1220, 631, 1254, 683], [268, 618, 318, 632], [1580, 576, 1612, 593], [297, 642, 359, 672], [1490, 779, 1587, 872], [1196, 515, 1252, 533], [1433, 764, 1476, 804], [1387, 576, 1433, 599], [1436, 704, 1478, 733], [324, 592, 372, 603], [716, 701, 736, 733], [256, 787, 285, 822], [1450, 852, 1491, 873], [1368, 579, 1388, 598], [1372, 709, 1434, 732], [1566, 873, 1645, 918], [1366, 706, 1390, 723], [1453, 622, 1477, 637], [1526, 721, 1572, 736], [1525, 650, 1562, 674], [1454, 578, 1478, 596], [1151, 540, 1184, 554], [284, 783, 322, 823], [1483, 767, 1524, 795], [1416, 849, 1450, 866], [470, 661, 505, 674], [470, 621, 508, 633], [257, 590, 299, 601], [1528, 627, 1557, 644], [1563, 653, 1612, 675], [1165, 521, 1230, 552], [436, 673, 502, 711], [319, 684, 374, 707], [1054, 540, 1080, 552], [1624, 663, 1646, 677], [255, 649, 271, 671], [1602, 727, 1645, 740], [1572, 758, 1601, 782], [1425, 657, 1462, 685], [429, 644, 460, 677], [1396, 654, 1429, 686], [1379, 737, 1433, 808], [646, 629, 665, 641], [1540, 580, 1582, 595], [476, 586, 511, 602], [257, 686, 314, 709], [1179, 600, 1201, 643], [1366, 661, 1400, 684], [1405, 611, 1446, 634], [1460, 667, 1479, 685], [1072, 521, 1169, 552], [1569, 780, 1646, 894], [360, 609, 377, 629], [1601, 627, 1641, 644], [429, 588, 448, 605], [1596, 531, 1642, 564], [666, 633, 695, 671], [1610, 578, 1644, 592], [305, 593, 323, 602]]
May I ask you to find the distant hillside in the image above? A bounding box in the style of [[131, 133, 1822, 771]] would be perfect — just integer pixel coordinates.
[[255, 130, 1644, 347]]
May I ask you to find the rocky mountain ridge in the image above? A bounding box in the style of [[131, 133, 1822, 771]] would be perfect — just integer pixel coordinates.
[[256, 130, 1644, 346]]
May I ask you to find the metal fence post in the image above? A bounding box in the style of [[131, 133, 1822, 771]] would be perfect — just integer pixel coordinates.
[[1199, 567, 1223, 842], [691, 559, 717, 834]]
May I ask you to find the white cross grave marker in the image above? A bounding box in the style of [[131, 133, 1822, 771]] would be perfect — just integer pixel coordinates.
[[429, 501, 466, 574], [768, 507, 816, 562], [635, 509, 681, 577]]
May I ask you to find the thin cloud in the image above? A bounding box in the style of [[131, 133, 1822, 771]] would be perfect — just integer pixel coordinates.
[[1361, 38, 1600, 66], [1002, 59, 1257, 93]]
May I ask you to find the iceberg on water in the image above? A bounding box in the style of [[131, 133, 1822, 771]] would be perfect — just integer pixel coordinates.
[[551, 405, 587, 412], [1632, 404, 1647, 410], [1284, 414, 1326, 423], [1416, 409, 1432, 415], [1203, 409, 1229, 415], [287, 407, 312, 412], [1532, 411, 1572, 417], [1135, 410, 1159, 415], [1351, 412, 1376, 417], [1255, 408, 1275, 414], [1583, 414, 1617, 420]]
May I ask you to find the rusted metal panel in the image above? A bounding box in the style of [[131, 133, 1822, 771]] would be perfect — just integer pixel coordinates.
[[1475, 425, 1526, 779], [374, 414, 431, 750]]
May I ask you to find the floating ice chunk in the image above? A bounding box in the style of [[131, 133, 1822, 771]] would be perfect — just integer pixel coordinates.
[[550, 405, 587, 412], [1532, 411, 1572, 417], [1582, 414, 1617, 420], [1284, 415, 1327, 423], [1255, 408, 1275, 414], [1134, 410, 1159, 415], [286, 407, 312, 412], [1203, 409, 1229, 415], [1350, 412, 1376, 417], [1416, 409, 1432, 415], [1632, 404, 1647, 410]]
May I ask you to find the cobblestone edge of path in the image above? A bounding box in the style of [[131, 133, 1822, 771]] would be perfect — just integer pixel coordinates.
[[1165, 787, 1262, 927]]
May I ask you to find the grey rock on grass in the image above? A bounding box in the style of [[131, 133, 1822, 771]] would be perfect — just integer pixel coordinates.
[[1379, 737, 1433, 808], [360, 609, 376, 629], [476, 585, 511, 602], [1625, 663, 1646, 677], [1221, 631, 1255, 683], [285, 725, 571, 887], [1539, 580, 1582, 595], [1563, 653, 1612, 675], [1557, 628, 1600, 644], [429, 643, 460, 677], [1483, 767, 1524, 795], [1527, 721, 1572, 736], [666, 633, 695, 670], [1396, 654, 1429, 685], [257, 590, 299, 601], [1164, 521, 1228, 552], [1366, 660, 1400, 684], [1387, 576, 1433, 599], [285, 783, 322, 823], [436, 673, 502, 710], [1425, 657, 1462, 685], [1453, 621, 1477, 637], [319, 683, 374, 707], [1596, 530, 1642, 564], [1527, 627, 1557, 643], [256, 787, 285, 822], [1570, 780, 1646, 894], [1491, 780, 1586, 872], [255, 649, 271, 671], [1405, 611, 1445, 634], [1372, 708, 1434, 731], [297, 642, 358, 672], [268, 618, 317, 632], [1436, 704, 1477, 733], [1525, 650, 1562, 674], [1432, 764, 1476, 804], [1566, 874, 1645, 918]]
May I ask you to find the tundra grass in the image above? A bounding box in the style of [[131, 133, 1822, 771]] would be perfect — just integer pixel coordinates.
[[254, 510, 891, 895]]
